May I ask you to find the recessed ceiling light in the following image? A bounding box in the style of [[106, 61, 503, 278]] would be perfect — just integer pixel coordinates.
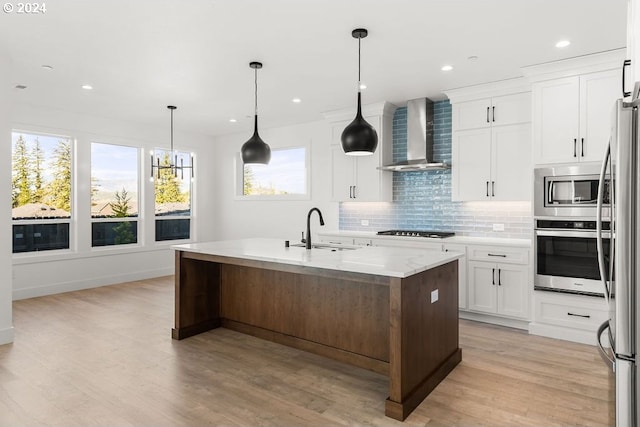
[[359, 83, 367, 90], [467, 55, 479, 61], [441, 65, 453, 71], [555, 40, 571, 48], [41, 65, 54, 70], [82, 84, 93, 90], [15, 84, 27, 90], [292, 98, 301, 103], [229, 118, 237, 123]]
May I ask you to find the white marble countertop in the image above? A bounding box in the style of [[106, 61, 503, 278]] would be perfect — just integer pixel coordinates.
[[173, 238, 463, 279], [318, 230, 531, 248]]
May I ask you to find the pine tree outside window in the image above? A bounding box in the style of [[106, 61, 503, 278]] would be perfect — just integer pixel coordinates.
[[153, 148, 192, 241], [11, 131, 73, 253], [90, 142, 139, 247]]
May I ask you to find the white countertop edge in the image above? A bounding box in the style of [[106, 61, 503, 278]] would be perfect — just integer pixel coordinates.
[[172, 238, 463, 279], [318, 230, 531, 248]]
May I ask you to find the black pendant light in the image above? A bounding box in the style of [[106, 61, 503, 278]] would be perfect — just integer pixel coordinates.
[[341, 28, 378, 156], [241, 61, 271, 164]]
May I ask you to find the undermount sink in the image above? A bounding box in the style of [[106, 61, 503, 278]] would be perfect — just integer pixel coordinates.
[[290, 242, 359, 251]]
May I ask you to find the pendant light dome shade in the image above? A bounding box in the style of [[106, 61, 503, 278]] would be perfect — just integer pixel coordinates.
[[341, 28, 378, 156], [242, 61, 271, 165]]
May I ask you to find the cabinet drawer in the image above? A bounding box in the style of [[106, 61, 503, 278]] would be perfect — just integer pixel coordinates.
[[467, 245, 528, 264], [534, 292, 608, 331]]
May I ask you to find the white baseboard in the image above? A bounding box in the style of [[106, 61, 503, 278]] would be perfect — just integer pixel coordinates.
[[12, 267, 173, 300], [0, 326, 15, 345], [459, 310, 529, 330], [528, 322, 600, 346]]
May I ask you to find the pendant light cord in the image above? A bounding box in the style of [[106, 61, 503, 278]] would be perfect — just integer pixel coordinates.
[[170, 108, 174, 152], [357, 36, 361, 93], [254, 67, 258, 115]]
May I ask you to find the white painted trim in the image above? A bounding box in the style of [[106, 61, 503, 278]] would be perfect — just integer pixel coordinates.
[[0, 327, 14, 345], [521, 48, 626, 82], [12, 268, 173, 300], [443, 77, 531, 104], [528, 322, 600, 346], [459, 310, 529, 330]]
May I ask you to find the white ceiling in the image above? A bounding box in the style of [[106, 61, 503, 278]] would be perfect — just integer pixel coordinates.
[[0, 0, 628, 138]]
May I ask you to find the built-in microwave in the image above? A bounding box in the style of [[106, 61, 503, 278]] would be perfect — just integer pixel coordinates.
[[534, 163, 611, 219]]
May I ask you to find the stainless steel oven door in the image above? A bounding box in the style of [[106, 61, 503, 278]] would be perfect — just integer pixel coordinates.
[[534, 229, 610, 296]]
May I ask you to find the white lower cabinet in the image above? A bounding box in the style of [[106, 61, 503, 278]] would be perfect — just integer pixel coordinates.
[[529, 291, 609, 345], [466, 245, 530, 321]]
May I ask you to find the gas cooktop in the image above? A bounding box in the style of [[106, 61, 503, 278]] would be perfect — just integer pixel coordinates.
[[376, 230, 455, 238]]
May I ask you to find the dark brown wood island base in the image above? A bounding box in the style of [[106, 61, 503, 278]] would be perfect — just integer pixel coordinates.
[[172, 241, 461, 421]]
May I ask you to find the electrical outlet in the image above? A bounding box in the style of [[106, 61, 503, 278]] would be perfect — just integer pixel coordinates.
[[493, 223, 505, 232], [431, 289, 439, 303], [360, 219, 369, 226]]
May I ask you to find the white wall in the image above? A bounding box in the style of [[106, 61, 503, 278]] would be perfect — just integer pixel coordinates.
[[0, 49, 14, 344], [212, 120, 339, 242], [11, 104, 216, 300]]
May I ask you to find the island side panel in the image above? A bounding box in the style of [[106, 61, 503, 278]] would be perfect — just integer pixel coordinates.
[[172, 251, 221, 340], [386, 260, 462, 421], [219, 264, 390, 364]]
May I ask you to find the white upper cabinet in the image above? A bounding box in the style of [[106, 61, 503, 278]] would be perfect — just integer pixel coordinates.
[[523, 49, 625, 165], [445, 79, 532, 202], [324, 102, 397, 202]]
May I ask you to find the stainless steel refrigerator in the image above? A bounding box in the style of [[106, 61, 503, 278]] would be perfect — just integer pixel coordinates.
[[597, 82, 640, 427]]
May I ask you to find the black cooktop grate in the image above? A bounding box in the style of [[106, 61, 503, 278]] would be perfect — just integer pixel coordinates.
[[376, 230, 455, 238]]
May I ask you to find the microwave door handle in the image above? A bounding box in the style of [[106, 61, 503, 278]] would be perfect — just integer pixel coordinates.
[[596, 143, 611, 304], [547, 181, 554, 205]]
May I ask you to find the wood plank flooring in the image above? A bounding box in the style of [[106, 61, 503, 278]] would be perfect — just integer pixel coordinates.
[[0, 276, 613, 426]]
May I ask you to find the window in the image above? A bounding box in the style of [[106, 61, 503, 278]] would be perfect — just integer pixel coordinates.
[[91, 143, 139, 247], [238, 146, 309, 199], [11, 131, 72, 253], [153, 149, 192, 241]]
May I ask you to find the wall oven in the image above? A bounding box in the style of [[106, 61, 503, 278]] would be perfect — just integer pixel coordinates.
[[534, 219, 611, 296], [534, 164, 611, 219]]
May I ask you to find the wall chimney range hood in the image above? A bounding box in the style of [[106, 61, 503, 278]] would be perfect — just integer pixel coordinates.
[[379, 97, 450, 171]]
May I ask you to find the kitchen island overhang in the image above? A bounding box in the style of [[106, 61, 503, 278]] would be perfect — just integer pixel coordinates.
[[171, 238, 463, 421]]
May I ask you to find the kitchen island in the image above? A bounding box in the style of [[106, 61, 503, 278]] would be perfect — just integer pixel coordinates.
[[171, 238, 463, 421]]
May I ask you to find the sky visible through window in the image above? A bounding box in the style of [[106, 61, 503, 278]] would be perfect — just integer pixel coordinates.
[[244, 147, 306, 195], [91, 143, 138, 203]]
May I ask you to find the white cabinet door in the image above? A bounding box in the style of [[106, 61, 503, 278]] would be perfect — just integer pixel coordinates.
[[330, 144, 355, 201], [452, 128, 492, 201], [468, 261, 498, 314], [491, 123, 532, 201], [533, 77, 580, 164], [496, 263, 529, 319], [491, 92, 532, 126], [453, 98, 491, 130], [579, 70, 619, 162]]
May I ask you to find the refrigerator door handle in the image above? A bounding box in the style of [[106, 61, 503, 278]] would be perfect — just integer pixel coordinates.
[[596, 143, 612, 304], [596, 320, 615, 371]]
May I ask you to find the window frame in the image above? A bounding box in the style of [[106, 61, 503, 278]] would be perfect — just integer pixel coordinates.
[[89, 141, 141, 248], [11, 129, 75, 256], [234, 143, 311, 201]]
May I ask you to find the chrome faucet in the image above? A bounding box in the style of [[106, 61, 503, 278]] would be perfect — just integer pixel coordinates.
[[305, 207, 325, 250]]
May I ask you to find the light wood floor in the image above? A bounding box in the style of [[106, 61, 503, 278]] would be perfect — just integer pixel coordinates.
[[0, 276, 613, 426]]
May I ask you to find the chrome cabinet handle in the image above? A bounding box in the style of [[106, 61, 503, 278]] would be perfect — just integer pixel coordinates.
[[623, 59, 632, 97]]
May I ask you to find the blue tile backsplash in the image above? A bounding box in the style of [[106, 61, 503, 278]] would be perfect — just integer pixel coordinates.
[[339, 100, 532, 238]]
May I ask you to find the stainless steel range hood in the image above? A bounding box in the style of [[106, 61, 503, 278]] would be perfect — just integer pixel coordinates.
[[379, 97, 450, 171]]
